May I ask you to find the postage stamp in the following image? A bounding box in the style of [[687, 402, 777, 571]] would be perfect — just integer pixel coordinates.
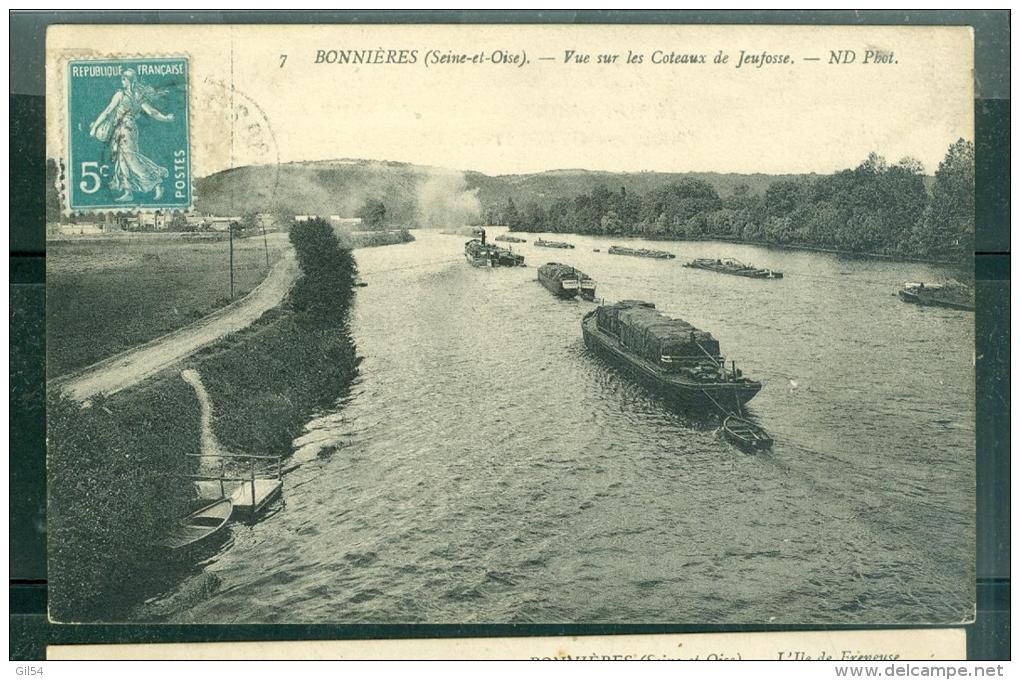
[[66, 57, 191, 210]]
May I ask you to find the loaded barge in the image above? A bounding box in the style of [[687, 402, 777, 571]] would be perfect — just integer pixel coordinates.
[[465, 228, 526, 267], [534, 238, 575, 249], [582, 300, 761, 411], [537, 262, 596, 300], [495, 234, 527, 243], [608, 245, 675, 259], [898, 281, 974, 311], [684, 258, 783, 279]]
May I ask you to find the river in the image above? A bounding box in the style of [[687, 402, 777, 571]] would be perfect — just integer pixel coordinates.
[[149, 228, 974, 625]]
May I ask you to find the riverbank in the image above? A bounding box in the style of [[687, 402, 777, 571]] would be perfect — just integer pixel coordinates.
[[661, 234, 964, 266], [48, 219, 361, 622], [509, 229, 966, 267], [341, 228, 415, 249]]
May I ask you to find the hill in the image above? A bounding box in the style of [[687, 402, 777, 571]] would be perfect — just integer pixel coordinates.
[[190, 159, 818, 224]]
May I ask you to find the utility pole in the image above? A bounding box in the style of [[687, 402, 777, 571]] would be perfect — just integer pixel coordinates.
[[262, 219, 270, 270], [229, 221, 236, 298]]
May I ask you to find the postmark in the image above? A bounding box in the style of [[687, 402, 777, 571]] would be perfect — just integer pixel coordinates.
[[66, 57, 191, 210]]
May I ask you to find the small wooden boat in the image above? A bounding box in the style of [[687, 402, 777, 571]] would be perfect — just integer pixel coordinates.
[[155, 498, 232, 551], [721, 416, 773, 452], [534, 238, 575, 249]]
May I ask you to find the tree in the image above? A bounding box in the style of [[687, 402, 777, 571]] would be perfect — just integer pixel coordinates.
[[356, 199, 388, 229], [240, 211, 258, 231], [914, 139, 974, 261], [288, 217, 358, 324], [504, 197, 524, 231], [524, 201, 547, 231]]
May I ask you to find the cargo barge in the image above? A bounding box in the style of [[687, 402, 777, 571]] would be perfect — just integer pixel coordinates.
[[582, 300, 761, 411], [684, 258, 783, 279], [898, 281, 974, 311], [607, 245, 675, 259], [494, 234, 527, 243], [537, 262, 596, 300], [534, 238, 575, 249]]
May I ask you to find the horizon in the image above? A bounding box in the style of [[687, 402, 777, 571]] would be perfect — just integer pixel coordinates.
[[187, 150, 960, 182]]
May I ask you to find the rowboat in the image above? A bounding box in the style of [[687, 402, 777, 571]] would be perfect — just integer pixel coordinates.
[[155, 498, 232, 551], [721, 416, 773, 452]]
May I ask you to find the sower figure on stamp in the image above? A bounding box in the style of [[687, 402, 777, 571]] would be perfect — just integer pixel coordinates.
[[89, 68, 174, 202]]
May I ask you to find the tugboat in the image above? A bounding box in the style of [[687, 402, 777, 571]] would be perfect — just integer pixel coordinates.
[[582, 300, 761, 411], [534, 238, 575, 249], [465, 228, 526, 267], [495, 234, 527, 243], [607, 245, 675, 259], [537, 262, 597, 300], [684, 258, 783, 279], [898, 280, 974, 311]]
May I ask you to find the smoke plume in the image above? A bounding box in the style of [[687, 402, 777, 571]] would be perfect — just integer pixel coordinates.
[[415, 169, 481, 228]]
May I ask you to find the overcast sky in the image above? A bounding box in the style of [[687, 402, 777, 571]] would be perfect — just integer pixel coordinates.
[[48, 24, 974, 177]]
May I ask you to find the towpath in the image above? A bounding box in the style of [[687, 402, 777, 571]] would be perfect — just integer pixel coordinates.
[[54, 249, 299, 402]]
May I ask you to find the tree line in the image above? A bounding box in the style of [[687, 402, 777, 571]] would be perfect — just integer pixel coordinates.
[[487, 140, 974, 263]]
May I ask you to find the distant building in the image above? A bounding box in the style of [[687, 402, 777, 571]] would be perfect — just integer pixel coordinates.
[[184, 213, 207, 228], [204, 216, 242, 231], [137, 212, 169, 230], [56, 222, 103, 236]]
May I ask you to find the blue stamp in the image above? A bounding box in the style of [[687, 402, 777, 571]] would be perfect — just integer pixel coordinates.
[[67, 57, 190, 210]]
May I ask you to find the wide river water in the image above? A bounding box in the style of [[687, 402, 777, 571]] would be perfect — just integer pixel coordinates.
[[150, 228, 974, 625]]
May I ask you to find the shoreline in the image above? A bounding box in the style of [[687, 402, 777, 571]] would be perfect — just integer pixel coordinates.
[[505, 228, 964, 267], [48, 219, 367, 622]]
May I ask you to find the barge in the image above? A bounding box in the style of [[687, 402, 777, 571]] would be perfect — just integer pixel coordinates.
[[607, 245, 675, 259], [684, 258, 783, 279], [534, 238, 575, 249], [582, 300, 761, 412], [537, 262, 597, 300], [898, 281, 974, 311]]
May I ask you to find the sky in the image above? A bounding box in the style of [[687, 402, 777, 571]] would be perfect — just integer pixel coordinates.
[[47, 24, 974, 178]]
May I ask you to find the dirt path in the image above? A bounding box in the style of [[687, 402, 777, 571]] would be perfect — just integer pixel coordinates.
[[54, 250, 299, 402]]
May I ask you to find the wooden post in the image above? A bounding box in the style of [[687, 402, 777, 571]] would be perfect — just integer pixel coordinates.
[[250, 459, 256, 509], [229, 222, 235, 298], [262, 221, 270, 270], [219, 459, 226, 499]]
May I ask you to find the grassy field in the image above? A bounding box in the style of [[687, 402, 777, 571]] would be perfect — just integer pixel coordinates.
[[47, 234, 290, 378]]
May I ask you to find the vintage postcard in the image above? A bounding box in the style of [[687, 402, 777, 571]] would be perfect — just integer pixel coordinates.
[[45, 24, 975, 627]]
